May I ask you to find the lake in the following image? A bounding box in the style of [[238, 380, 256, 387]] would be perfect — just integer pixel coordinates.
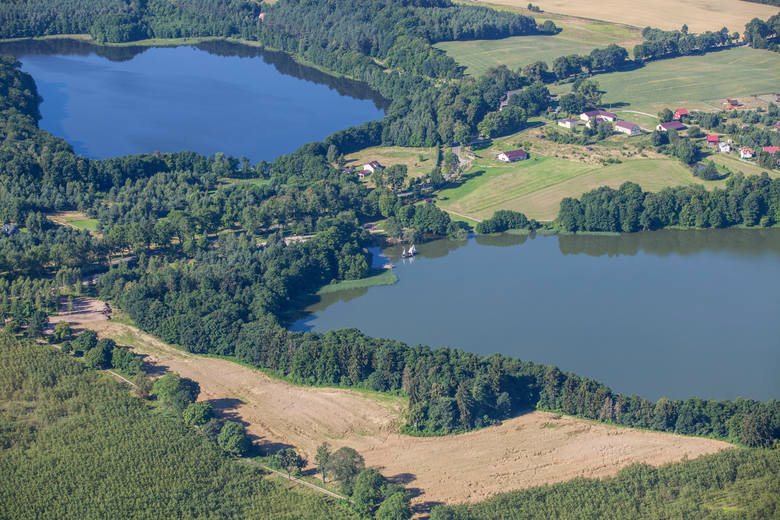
[[0, 39, 385, 162], [293, 229, 780, 401]]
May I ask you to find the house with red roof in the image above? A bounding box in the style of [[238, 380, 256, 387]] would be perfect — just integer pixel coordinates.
[[706, 134, 720, 146], [763, 146, 780, 154], [656, 121, 686, 132], [497, 149, 529, 162], [673, 108, 689, 120], [739, 147, 754, 159]]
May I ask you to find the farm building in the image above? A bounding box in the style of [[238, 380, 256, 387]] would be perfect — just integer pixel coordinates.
[[362, 161, 384, 173], [718, 142, 731, 153], [557, 119, 578, 129], [357, 169, 371, 179], [497, 149, 529, 162], [706, 134, 720, 146], [580, 110, 617, 123], [723, 98, 741, 109], [614, 121, 641, 136], [656, 121, 686, 132], [739, 147, 754, 159], [673, 108, 688, 120]]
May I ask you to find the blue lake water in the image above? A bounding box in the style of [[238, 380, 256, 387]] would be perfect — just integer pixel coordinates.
[[0, 39, 385, 161], [293, 229, 780, 401]]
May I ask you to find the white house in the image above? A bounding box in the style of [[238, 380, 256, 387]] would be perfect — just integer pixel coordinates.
[[614, 121, 641, 136], [362, 161, 384, 173], [718, 142, 731, 153], [580, 110, 618, 123], [557, 119, 578, 129], [739, 147, 754, 159]]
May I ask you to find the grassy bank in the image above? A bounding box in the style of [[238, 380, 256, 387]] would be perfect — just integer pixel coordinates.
[[316, 269, 398, 295]]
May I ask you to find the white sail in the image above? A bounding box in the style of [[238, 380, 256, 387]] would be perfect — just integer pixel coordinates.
[[409, 244, 417, 255]]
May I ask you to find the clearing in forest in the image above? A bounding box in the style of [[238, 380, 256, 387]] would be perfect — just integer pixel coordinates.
[[472, 0, 779, 33], [344, 146, 438, 180], [46, 211, 100, 235], [52, 298, 731, 506]]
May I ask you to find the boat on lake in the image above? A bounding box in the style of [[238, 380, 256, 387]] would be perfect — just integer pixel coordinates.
[[401, 244, 417, 258]]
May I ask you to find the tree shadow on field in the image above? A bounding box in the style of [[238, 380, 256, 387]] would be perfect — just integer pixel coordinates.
[[387, 472, 417, 485], [209, 397, 246, 424], [207, 397, 296, 457], [412, 500, 444, 517], [141, 358, 168, 376]]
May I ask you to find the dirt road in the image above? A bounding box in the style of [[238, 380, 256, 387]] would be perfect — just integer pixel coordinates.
[[52, 298, 732, 506]]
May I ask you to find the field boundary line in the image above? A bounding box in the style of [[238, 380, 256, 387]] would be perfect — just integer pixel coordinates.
[[243, 459, 349, 501]]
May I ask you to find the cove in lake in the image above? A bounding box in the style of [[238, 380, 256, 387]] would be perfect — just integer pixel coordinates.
[[0, 39, 386, 162], [293, 229, 780, 401]]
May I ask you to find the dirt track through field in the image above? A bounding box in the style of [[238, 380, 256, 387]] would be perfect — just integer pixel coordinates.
[[52, 298, 732, 507]]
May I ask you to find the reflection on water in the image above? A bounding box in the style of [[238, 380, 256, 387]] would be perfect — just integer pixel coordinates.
[[293, 229, 780, 401], [0, 39, 385, 161], [0, 38, 388, 108]]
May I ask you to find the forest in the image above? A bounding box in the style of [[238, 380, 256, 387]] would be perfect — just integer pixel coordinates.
[[0, 334, 358, 519], [557, 174, 780, 232]]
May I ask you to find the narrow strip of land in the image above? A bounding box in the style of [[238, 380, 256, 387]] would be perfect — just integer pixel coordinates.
[[51, 298, 732, 506]]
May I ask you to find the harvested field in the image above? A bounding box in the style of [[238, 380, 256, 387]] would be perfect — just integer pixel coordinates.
[[473, 0, 779, 33], [52, 297, 732, 506]]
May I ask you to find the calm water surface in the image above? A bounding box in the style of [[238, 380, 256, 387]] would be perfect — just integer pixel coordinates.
[[0, 39, 385, 161], [293, 229, 780, 401]]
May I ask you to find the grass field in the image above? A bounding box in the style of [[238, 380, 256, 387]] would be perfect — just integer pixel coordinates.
[[436, 19, 640, 75], [472, 0, 779, 33], [580, 47, 780, 116], [344, 145, 438, 180], [437, 154, 713, 221]]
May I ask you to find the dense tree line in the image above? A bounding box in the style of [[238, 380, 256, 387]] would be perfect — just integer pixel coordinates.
[[558, 174, 780, 232], [431, 448, 780, 519], [0, 334, 358, 519], [744, 13, 780, 50], [476, 210, 538, 234], [0, 0, 261, 43], [634, 26, 736, 61]]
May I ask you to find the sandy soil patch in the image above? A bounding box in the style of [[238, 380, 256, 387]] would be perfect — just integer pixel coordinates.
[[52, 298, 731, 507], [476, 0, 778, 33]]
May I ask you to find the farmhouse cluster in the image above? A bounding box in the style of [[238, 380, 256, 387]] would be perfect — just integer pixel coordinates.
[[557, 110, 642, 136]]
